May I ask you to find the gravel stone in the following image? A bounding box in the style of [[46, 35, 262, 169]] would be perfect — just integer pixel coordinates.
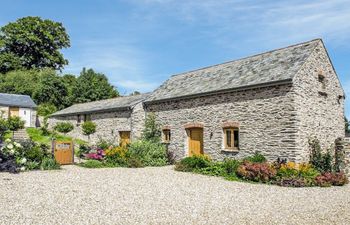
[[1, 166, 349, 225]]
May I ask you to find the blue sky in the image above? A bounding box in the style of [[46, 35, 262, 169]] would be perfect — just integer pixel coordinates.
[[1, 0, 350, 115]]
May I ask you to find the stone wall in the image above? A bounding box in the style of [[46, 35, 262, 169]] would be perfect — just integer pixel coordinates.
[[145, 84, 298, 161], [0, 106, 9, 119], [48, 102, 145, 144], [343, 138, 350, 177], [292, 41, 345, 162]]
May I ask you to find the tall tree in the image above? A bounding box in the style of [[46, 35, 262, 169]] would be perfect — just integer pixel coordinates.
[[33, 70, 68, 109], [0, 16, 70, 73], [72, 68, 119, 103]]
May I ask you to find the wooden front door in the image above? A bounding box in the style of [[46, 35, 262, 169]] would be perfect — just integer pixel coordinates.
[[9, 107, 19, 117], [188, 128, 203, 156], [119, 131, 131, 147], [53, 141, 74, 165]]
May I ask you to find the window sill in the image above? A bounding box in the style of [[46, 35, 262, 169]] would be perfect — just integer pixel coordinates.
[[221, 148, 239, 153]]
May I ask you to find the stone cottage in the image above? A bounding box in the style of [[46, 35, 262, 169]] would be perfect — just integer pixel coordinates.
[[144, 39, 345, 162], [0, 93, 37, 127], [49, 94, 149, 144]]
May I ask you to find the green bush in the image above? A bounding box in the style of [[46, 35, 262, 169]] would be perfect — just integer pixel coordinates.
[[24, 145, 45, 162], [128, 140, 168, 166], [7, 116, 25, 133], [40, 157, 60, 170], [175, 155, 211, 172], [222, 159, 241, 175], [195, 162, 226, 176], [243, 152, 267, 163], [80, 159, 103, 168], [82, 121, 96, 139], [142, 113, 161, 142], [96, 137, 115, 150], [54, 122, 74, 135], [26, 161, 40, 170], [127, 157, 144, 168], [309, 139, 333, 173]]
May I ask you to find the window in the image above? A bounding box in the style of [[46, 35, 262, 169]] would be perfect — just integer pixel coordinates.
[[163, 129, 171, 143], [77, 115, 81, 125], [224, 128, 239, 150], [84, 114, 91, 122]]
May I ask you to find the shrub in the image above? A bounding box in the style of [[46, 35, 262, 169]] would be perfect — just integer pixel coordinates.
[[128, 140, 168, 166], [0, 117, 8, 140], [195, 162, 226, 176], [309, 138, 333, 173], [85, 149, 105, 161], [7, 116, 25, 133], [142, 113, 161, 142], [76, 144, 91, 157], [40, 157, 60, 170], [54, 122, 74, 135], [127, 157, 144, 168], [81, 159, 103, 168], [24, 144, 45, 162], [26, 161, 40, 170], [222, 159, 241, 175], [0, 150, 18, 173], [96, 137, 115, 150], [175, 155, 211, 172], [81, 121, 96, 140], [243, 152, 267, 163], [105, 146, 129, 166], [315, 172, 349, 187], [236, 162, 276, 182]]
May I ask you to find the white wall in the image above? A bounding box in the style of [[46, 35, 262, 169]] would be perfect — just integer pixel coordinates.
[[19, 108, 32, 127]]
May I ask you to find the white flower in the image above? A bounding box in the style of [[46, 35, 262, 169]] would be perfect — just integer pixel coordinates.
[[20, 166, 26, 171], [21, 158, 27, 164], [5, 139, 11, 143], [14, 142, 21, 148], [9, 149, 15, 155], [7, 144, 13, 149]]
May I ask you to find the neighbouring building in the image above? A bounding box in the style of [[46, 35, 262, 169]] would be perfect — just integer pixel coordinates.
[[144, 39, 345, 162], [49, 94, 149, 144], [0, 93, 37, 127], [49, 39, 345, 163]]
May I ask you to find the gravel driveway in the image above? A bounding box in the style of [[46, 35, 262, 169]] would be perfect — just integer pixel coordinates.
[[0, 166, 349, 225]]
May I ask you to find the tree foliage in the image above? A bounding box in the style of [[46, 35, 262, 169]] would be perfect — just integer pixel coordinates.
[[142, 113, 161, 142], [32, 70, 68, 109], [0, 16, 70, 73], [82, 121, 97, 139], [54, 122, 74, 135], [72, 68, 119, 103]]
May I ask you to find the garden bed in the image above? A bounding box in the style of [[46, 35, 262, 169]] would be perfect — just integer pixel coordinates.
[[174, 153, 348, 188]]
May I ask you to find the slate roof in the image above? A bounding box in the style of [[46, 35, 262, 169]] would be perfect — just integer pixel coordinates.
[[0, 93, 37, 108], [51, 93, 149, 116], [145, 39, 321, 103]]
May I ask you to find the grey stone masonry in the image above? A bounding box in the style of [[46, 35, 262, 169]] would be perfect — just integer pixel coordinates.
[[343, 137, 350, 177], [145, 84, 298, 161], [144, 40, 345, 163], [48, 102, 145, 144], [292, 41, 344, 162]]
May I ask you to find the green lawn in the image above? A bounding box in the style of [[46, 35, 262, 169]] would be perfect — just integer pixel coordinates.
[[26, 128, 87, 145]]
